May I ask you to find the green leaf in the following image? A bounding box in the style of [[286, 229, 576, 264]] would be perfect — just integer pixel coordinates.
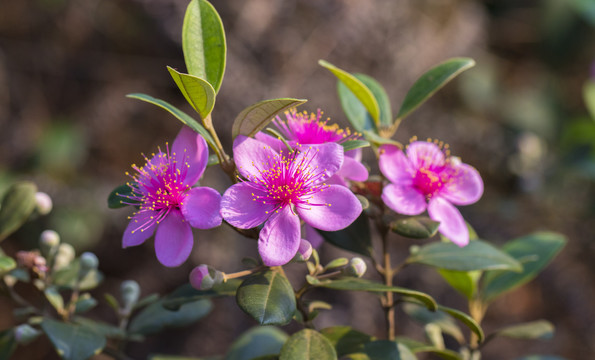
[[74, 293, 97, 314], [323, 258, 349, 272], [406, 239, 523, 272], [0, 330, 17, 360], [438, 305, 484, 343], [0, 181, 37, 242], [319, 60, 380, 127], [313, 278, 437, 311], [231, 98, 307, 139], [168, 66, 216, 120], [236, 270, 296, 326], [162, 280, 240, 310], [226, 326, 288, 360], [341, 140, 371, 152], [44, 286, 65, 313], [73, 317, 127, 340], [481, 232, 566, 303], [396, 57, 475, 121], [402, 303, 465, 344], [391, 217, 440, 239], [491, 320, 554, 341], [337, 81, 376, 133], [0, 256, 16, 275], [128, 298, 212, 335], [126, 93, 216, 150], [354, 74, 393, 128], [107, 184, 139, 209], [396, 337, 462, 360], [362, 341, 416, 360], [583, 80, 595, 120], [362, 131, 402, 147], [182, 0, 226, 92], [437, 269, 481, 300], [41, 318, 107, 360], [52, 259, 103, 291], [320, 326, 374, 356], [316, 212, 372, 257], [279, 329, 337, 360]]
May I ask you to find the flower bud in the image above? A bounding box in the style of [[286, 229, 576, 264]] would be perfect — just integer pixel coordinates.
[[53, 243, 75, 271], [342, 257, 367, 278], [34, 192, 53, 215], [292, 239, 312, 262], [189, 265, 223, 290], [120, 280, 140, 309], [78, 252, 98, 279], [14, 324, 41, 345], [39, 230, 60, 257]]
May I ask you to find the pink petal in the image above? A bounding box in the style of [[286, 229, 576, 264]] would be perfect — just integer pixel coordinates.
[[172, 126, 209, 186], [154, 210, 194, 267], [345, 148, 362, 161], [440, 163, 484, 205], [298, 239, 313, 260], [233, 135, 279, 180], [122, 210, 158, 248], [428, 197, 469, 247], [382, 183, 427, 215], [181, 187, 222, 229], [336, 156, 369, 182], [305, 225, 324, 249], [259, 206, 301, 266], [407, 141, 445, 169], [325, 174, 349, 187], [379, 144, 414, 184], [294, 142, 344, 180], [297, 185, 362, 231], [220, 183, 275, 229], [254, 132, 287, 154]]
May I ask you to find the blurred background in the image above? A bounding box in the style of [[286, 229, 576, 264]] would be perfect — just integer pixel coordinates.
[[1, 0, 594, 359]]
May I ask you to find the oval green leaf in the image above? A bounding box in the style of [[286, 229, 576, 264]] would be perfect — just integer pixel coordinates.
[[583, 80, 595, 120], [126, 93, 216, 151], [437, 269, 481, 300], [481, 232, 566, 303], [107, 184, 139, 209], [231, 98, 307, 139], [41, 318, 107, 360], [437, 304, 484, 343], [162, 280, 241, 310], [319, 60, 380, 127], [168, 66, 216, 120], [396, 337, 462, 360], [0, 256, 16, 275], [0, 329, 17, 360], [396, 57, 475, 121], [363, 340, 416, 360], [402, 303, 464, 344], [314, 278, 437, 311], [279, 329, 337, 360], [316, 212, 372, 257], [354, 74, 392, 128], [44, 286, 65, 313], [128, 298, 212, 335], [226, 326, 288, 360], [320, 326, 374, 357], [0, 181, 37, 242], [492, 320, 554, 341], [182, 0, 226, 92], [391, 216, 440, 239], [236, 270, 296, 326], [337, 81, 376, 133], [341, 140, 371, 152], [406, 239, 523, 272]]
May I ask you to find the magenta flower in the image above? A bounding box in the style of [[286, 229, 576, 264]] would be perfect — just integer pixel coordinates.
[[255, 109, 369, 186], [120, 126, 222, 267], [379, 141, 483, 246], [220, 136, 362, 266]]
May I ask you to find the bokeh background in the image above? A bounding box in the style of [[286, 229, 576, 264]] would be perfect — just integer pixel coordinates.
[[1, 0, 595, 359]]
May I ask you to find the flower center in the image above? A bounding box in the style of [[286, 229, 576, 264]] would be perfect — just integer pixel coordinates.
[[413, 167, 448, 197], [274, 109, 359, 145]]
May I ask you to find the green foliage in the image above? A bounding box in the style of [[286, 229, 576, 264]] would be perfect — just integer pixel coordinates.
[[41, 319, 106, 360], [395, 337, 461, 360], [320, 326, 374, 357], [402, 303, 465, 344], [128, 298, 212, 335], [0, 181, 37, 242], [182, 0, 226, 93], [0, 330, 17, 360], [391, 216, 440, 239], [168, 67, 216, 120], [337, 81, 376, 133], [226, 326, 288, 360], [162, 281, 241, 310], [361, 341, 416, 360], [0, 256, 16, 275], [236, 270, 296, 326], [491, 320, 554, 341], [316, 212, 372, 257], [437, 269, 481, 300], [231, 98, 307, 139], [279, 329, 337, 360], [354, 74, 393, 128], [583, 80, 595, 120], [52, 259, 103, 291], [341, 140, 371, 152], [107, 184, 137, 209]]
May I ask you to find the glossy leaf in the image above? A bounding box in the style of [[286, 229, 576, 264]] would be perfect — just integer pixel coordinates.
[[182, 0, 226, 92], [126, 93, 216, 150], [0, 181, 37, 242], [236, 270, 296, 326], [438, 305, 484, 343], [391, 216, 440, 239], [314, 278, 437, 311], [44, 286, 65, 313], [481, 232, 566, 303], [396, 337, 461, 360], [437, 269, 481, 300], [231, 98, 307, 139], [41, 318, 106, 360], [107, 184, 138, 209], [74, 293, 97, 314], [0, 256, 16, 275], [363, 341, 416, 360], [492, 320, 554, 341], [396, 58, 475, 121], [73, 317, 127, 340], [319, 60, 380, 126], [583, 80, 595, 120], [168, 66, 216, 120], [279, 329, 337, 360], [320, 326, 374, 356], [0, 330, 16, 360], [337, 81, 376, 133], [128, 298, 212, 335], [162, 280, 240, 310], [407, 239, 523, 272], [226, 326, 288, 360], [317, 212, 372, 257], [402, 303, 465, 344], [355, 74, 393, 128], [341, 140, 371, 152], [52, 259, 103, 291]]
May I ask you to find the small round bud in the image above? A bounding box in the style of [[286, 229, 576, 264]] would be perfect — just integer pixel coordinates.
[[14, 324, 41, 345], [34, 192, 53, 215], [120, 280, 141, 309], [292, 239, 313, 262], [342, 257, 367, 278], [39, 230, 60, 256], [189, 265, 223, 290], [53, 243, 75, 271], [80, 252, 99, 270]]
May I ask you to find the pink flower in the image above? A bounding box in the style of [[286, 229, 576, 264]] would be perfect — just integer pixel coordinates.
[[379, 141, 483, 246], [220, 136, 362, 266], [120, 126, 222, 267]]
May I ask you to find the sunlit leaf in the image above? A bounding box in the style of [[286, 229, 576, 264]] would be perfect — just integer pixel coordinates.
[[41, 319, 106, 360], [320, 326, 374, 356], [491, 320, 554, 341], [437, 269, 481, 300], [168, 67, 216, 120], [391, 217, 440, 239], [0, 181, 37, 242], [226, 326, 288, 360], [279, 329, 337, 360], [402, 303, 464, 344], [231, 98, 307, 139]]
